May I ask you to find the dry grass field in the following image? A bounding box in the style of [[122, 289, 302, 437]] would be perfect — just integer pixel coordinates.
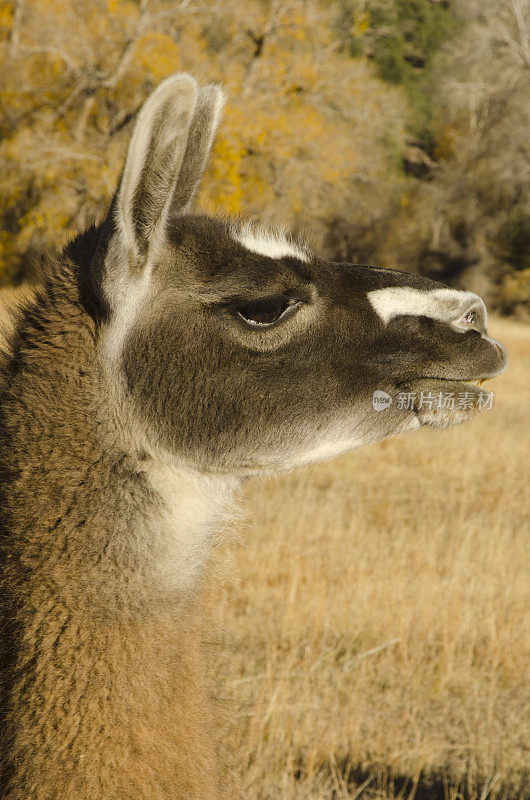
[[1, 290, 528, 800], [209, 318, 529, 800]]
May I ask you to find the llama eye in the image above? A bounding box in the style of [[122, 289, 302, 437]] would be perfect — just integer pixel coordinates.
[[236, 297, 301, 328]]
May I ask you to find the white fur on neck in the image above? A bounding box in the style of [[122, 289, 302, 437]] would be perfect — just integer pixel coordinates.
[[233, 223, 309, 262], [145, 460, 239, 591]]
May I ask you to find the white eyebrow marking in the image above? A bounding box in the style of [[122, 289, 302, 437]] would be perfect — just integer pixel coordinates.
[[232, 223, 309, 262], [367, 287, 486, 326]]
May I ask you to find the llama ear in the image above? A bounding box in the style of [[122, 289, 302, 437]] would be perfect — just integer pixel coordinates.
[[115, 74, 226, 257]]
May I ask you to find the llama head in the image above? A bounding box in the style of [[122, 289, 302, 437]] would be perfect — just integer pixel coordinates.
[[86, 74, 507, 475]]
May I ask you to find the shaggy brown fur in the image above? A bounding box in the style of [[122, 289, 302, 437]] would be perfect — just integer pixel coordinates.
[[0, 285, 33, 354], [0, 258, 220, 799]]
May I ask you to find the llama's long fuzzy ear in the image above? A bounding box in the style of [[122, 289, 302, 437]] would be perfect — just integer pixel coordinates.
[[115, 74, 225, 257]]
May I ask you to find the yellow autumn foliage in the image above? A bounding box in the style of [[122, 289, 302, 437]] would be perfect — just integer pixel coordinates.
[[0, 0, 408, 282]]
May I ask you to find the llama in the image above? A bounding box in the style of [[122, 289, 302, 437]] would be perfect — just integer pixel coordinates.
[[0, 74, 507, 799]]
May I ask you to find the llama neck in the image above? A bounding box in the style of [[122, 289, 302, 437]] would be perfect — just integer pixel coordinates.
[[0, 288, 235, 799], [0, 286, 238, 593], [145, 459, 239, 591]]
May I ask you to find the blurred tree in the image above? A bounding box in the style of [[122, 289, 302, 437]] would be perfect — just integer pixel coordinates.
[[333, 0, 457, 145], [1, 0, 527, 313], [434, 0, 530, 313], [374, 0, 530, 312], [0, 0, 407, 284]]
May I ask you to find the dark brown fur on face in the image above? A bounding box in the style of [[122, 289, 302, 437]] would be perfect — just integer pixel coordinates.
[[0, 74, 507, 799]]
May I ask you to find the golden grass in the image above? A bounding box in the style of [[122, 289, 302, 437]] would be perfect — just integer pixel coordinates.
[[209, 318, 530, 800]]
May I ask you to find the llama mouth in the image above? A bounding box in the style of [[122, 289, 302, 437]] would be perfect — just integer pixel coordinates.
[[417, 376, 489, 388], [450, 377, 487, 388], [396, 376, 495, 428], [378, 379, 496, 427]]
